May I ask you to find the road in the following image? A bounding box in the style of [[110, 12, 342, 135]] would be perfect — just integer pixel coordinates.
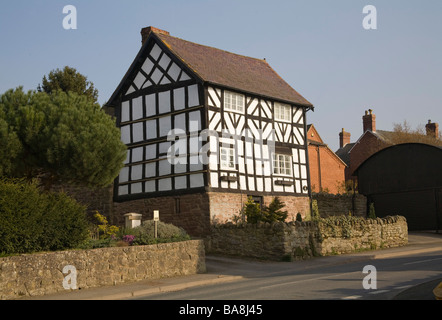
[[133, 250, 442, 300]]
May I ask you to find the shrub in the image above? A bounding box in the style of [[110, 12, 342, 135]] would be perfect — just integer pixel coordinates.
[[263, 197, 288, 223], [39, 191, 89, 251], [242, 196, 288, 224], [128, 220, 190, 245], [311, 199, 320, 220], [0, 178, 89, 254], [368, 202, 376, 219], [243, 196, 263, 224], [92, 211, 119, 239]]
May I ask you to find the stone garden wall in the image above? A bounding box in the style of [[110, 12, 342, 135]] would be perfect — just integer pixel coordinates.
[[207, 216, 408, 260], [0, 240, 205, 300], [312, 193, 367, 218]]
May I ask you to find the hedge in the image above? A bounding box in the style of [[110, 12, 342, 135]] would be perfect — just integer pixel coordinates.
[[0, 179, 89, 255]]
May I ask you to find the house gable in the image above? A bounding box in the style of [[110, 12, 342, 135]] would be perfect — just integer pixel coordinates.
[[107, 27, 313, 201], [107, 32, 202, 107], [109, 32, 207, 201], [307, 124, 324, 144]]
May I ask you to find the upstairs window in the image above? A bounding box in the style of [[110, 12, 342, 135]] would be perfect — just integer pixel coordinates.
[[224, 91, 244, 113], [220, 147, 236, 170], [274, 102, 292, 122], [273, 153, 292, 176]]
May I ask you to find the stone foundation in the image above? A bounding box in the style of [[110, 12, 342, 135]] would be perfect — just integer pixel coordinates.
[[113, 193, 211, 237], [208, 192, 311, 224], [55, 182, 312, 237]]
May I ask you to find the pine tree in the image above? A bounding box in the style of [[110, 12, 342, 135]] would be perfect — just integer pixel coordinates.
[[38, 66, 99, 104], [0, 87, 127, 189], [262, 197, 288, 222], [368, 202, 376, 219], [243, 196, 262, 224]]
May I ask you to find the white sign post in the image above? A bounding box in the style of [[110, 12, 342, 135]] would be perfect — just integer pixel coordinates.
[[153, 210, 159, 239]]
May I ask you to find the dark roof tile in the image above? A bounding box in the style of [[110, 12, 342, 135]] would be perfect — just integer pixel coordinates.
[[155, 32, 312, 107]]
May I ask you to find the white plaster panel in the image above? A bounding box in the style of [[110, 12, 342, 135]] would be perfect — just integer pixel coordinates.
[[131, 147, 143, 163], [131, 182, 142, 194], [210, 173, 219, 188], [175, 176, 187, 189], [159, 116, 171, 137], [145, 94, 156, 117], [132, 96, 143, 120], [150, 44, 162, 61], [121, 101, 130, 122], [132, 122, 144, 143], [174, 87, 185, 110], [118, 185, 128, 196], [159, 91, 171, 114], [189, 173, 204, 188], [188, 84, 199, 107], [121, 125, 131, 144], [144, 180, 156, 193], [145, 144, 156, 160], [158, 178, 172, 191], [145, 162, 156, 178], [119, 167, 129, 183]]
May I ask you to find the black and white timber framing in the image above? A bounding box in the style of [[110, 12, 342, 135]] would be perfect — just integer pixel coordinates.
[[106, 30, 313, 202]]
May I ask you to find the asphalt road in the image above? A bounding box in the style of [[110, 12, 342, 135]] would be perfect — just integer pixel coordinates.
[[133, 250, 442, 300]]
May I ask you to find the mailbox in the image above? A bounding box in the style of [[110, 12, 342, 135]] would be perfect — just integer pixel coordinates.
[[124, 213, 142, 229]]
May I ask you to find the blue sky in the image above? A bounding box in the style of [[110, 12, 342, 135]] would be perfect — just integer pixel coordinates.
[[1, 0, 441, 151]]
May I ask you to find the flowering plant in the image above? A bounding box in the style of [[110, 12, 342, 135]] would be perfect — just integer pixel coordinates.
[[122, 235, 135, 245]]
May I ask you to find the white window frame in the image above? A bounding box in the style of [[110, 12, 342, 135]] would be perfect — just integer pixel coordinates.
[[273, 153, 292, 176], [274, 102, 292, 122], [220, 147, 236, 170], [224, 91, 245, 113]]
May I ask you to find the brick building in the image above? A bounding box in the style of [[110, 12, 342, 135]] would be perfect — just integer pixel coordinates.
[[336, 109, 441, 182], [103, 26, 314, 236], [307, 124, 346, 194]]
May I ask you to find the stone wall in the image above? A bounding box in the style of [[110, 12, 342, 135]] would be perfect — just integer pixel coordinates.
[[312, 193, 367, 218], [0, 240, 205, 300], [207, 216, 408, 260]]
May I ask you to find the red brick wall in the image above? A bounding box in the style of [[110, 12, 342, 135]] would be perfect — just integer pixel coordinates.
[[113, 193, 211, 237], [208, 192, 311, 223], [56, 184, 311, 236], [308, 144, 346, 194], [348, 133, 390, 178]]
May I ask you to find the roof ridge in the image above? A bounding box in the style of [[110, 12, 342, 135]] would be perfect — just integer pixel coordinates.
[[154, 31, 268, 63]]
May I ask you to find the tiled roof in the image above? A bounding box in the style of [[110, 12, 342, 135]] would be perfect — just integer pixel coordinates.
[[155, 32, 313, 108], [335, 143, 355, 166]]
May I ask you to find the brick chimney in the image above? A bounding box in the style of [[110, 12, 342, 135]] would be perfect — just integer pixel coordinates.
[[425, 120, 439, 139], [363, 109, 376, 133], [339, 128, 351, 148], [141, 26, 170, 45]]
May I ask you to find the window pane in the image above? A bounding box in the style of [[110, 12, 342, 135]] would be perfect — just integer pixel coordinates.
[[273, 153, 292, 175], [221, 147, 235, 169], [224, 91, 244, 112]]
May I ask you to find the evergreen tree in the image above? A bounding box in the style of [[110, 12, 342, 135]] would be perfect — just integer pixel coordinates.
[[262, 197, 288, 222], [38, 66, 99, 104], [368, 202, 376, 219], [243, 196, 262, 224], [0, 87, 127, 189]]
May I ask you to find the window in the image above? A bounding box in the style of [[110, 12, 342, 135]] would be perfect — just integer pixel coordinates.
[[220, 147, 236, 170], [274, 102, 292, 122], [224, 91, 244, 113], [273, 153, 292, 176]]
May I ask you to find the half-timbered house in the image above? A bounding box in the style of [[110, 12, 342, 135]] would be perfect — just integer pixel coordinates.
[[105, 27, 314, 235]]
